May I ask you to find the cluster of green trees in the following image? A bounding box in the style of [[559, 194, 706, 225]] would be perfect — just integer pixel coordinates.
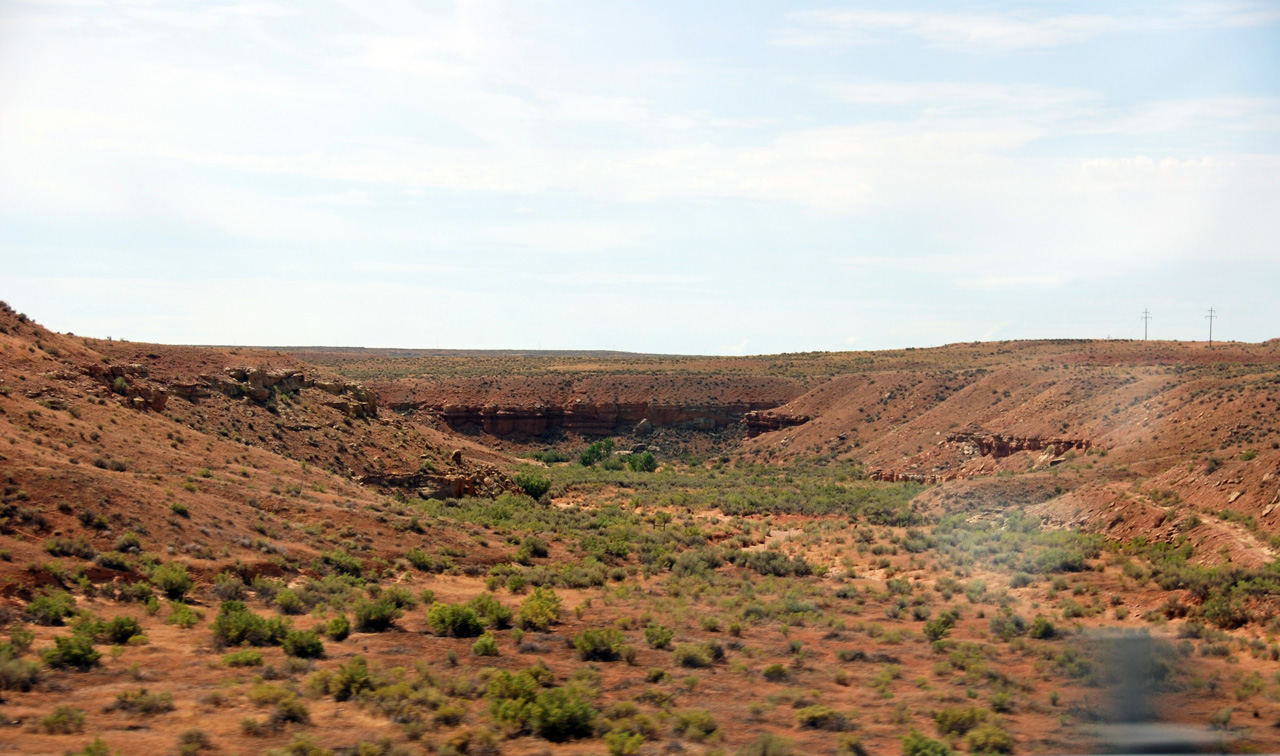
[[578, 439, 657, 472]]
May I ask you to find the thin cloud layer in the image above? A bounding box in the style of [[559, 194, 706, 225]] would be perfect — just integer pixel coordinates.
[[1, 1, 1277, 351]]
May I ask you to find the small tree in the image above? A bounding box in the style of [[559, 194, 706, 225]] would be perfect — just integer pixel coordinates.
[[514, 472, 551, 499]]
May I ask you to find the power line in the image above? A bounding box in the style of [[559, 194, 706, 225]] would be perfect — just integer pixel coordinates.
[[1206, 307, 1217, 347], [1141, 308, 1151, 341]]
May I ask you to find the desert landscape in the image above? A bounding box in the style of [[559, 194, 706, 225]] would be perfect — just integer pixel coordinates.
[[4, 1, 1278, 754], [3, 301, 1280, 755]]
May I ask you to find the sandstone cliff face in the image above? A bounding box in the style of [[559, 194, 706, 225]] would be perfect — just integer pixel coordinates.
[[378, 374, 802, 438], [432, 400, 773, 436], [744, 410, 811, 437]]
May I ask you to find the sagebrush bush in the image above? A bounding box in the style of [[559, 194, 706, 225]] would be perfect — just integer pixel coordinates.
[[282, 630, 324, 658], [574, 628, 624, 661], [472, 632, 500, 657], [210, 601, 289, 647], [28, 590, 76, 625], [42, 634, 101, 670], [515, 586, 561, 630], [41, 705, 86, 733], [426, 603, 485, 637], [150, 562, 193, 600], [903, 730, 955, 756], [326, 614, 350, 641], [223, 649, 264, 667], [643, 623, 673, 649], [353, 598, 402, 632], [672, 708, 718, 740]]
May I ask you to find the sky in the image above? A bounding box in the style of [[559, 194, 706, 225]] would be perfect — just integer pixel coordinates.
[[1, 1, 1278, 354]]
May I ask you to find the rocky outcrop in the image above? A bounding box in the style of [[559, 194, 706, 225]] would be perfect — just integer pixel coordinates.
[[946, 430, 1090, 459], [85, 363, 168, 412], [86, 362, 377, 418], [355, 466, 517, 500], [744, 411, 812, 437], [208, 367, 376, 418]]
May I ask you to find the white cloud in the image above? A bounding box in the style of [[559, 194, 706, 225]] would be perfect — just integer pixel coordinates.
[[773, 4, 1280, 52], [774, 9, 1121, 50]]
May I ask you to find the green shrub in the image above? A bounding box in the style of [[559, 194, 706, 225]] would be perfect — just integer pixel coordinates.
[[110, 688, 175, 715], [965, 723, 1015, 754], [934, 707, 988, 736], [727, 549, 812, 577], [529, 686, 596, 741], [326, 614, 350, 641], [320, 550, 363, 577], [472, 633, 500, 657], [312, 655, 372, 701], [762, 662, 788, 682], [605, 730, 645, 756], [41, 705, 86, 733], [100, 616, 143, 645], [737, 733, 794, 756], [223, 649, 264, 667], [515, 586, 561, 630], [672, 643, 714, 668], [167, 601, 201, 629], [353, 598, 402, 632], [426, 603, 485, 637], [94, 551, 133, 571], [643, 623, 674, 649], [45, 537, 97, 559], [0, 649, 41, 691], [211, 601, 290, 647], [487, 669, 596, 741], [626, 452, 657, 473], [672, 708, 718, 740], [150, 562, 194, 600], [467, 592, 513, 628], [275, 589, 305, 615], [924, 615, 955, 642], [574, 628, 625, 661], [988, 612, 1028, 641], [404, 547, 436, 572], [28, 590, 76, 625], [177, 729, 213, 756], [522, 536, 550, 559], [1029, 616, 1056, 640], [579, 439, 614, 467], [795, 704, 849, 731], [1032, 549, 1087, 574], [514, 472, 551, 499], [903, 730, 955, 756], [42, 634, 101, 670], [282, 630, 324, 658], [66, 737, 119, 756]]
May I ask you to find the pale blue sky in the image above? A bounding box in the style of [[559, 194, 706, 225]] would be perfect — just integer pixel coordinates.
[[2, 1, 1278, 353]]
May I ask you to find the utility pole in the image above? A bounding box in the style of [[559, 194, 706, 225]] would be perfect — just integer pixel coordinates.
[[1141, 308, 1151, 341], [1206, 307, 1217, 347]]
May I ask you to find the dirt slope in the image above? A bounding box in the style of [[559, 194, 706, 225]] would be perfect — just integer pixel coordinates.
[[0, 303, 515, 601]]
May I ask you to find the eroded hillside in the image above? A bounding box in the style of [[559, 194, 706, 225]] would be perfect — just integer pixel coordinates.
[[5, 310, 1280, 756]]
